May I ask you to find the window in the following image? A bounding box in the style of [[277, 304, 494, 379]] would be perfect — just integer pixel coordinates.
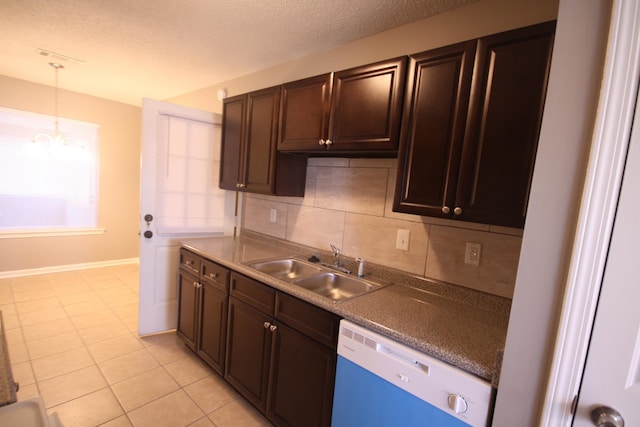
[[0, 107, 99, 233]]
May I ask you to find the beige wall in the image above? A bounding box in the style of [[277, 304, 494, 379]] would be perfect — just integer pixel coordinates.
[[0, 75, 141, 273], [170, 0, 559, 299]]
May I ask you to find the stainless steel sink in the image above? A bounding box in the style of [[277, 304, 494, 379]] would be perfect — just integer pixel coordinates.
[[293, 272, 383, 302], [248, 258, 322, 281]]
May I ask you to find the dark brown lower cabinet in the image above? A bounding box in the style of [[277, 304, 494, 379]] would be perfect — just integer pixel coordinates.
[[176, 249, 229, 376], [224, 272, 339, 427], [267, 323, 336, 427]]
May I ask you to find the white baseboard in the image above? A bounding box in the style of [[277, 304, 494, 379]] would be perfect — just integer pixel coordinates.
[[0, 258, 140, 279]]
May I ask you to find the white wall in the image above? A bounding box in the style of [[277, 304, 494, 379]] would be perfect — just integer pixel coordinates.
[[493, 1, 612, 425]]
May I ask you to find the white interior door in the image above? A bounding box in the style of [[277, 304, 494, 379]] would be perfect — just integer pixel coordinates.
[[572, 89, 640, 425], [138, 99, 230, 335]]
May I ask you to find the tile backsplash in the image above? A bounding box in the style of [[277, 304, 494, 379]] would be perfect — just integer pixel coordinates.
[[242, 158, 522, 299]]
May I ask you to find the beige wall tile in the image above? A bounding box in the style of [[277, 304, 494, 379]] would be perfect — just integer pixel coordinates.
[[243, 197, 288, 239], [286, 205, 345, 249], [315, 167, 388, 216], [426, 226, 522, 298], [343, 213, 429, 275]]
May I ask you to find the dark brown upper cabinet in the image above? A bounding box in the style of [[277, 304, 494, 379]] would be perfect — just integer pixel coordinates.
[[394, 21, 556, 228], [220, 87, 307, 196], [278, 57, 407, 155]]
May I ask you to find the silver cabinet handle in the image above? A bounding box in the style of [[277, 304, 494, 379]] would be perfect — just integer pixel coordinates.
[[454, 207, 463, 215], [591, 406, 624, 427], [269, 324, 278, 332], [325, 139, 333, 145], [319, 139, 326, 145], [209, 273, 218, 279], [442, 206, 450, 214], [263, 321, 270, 329], [192, 281, 199, 288]]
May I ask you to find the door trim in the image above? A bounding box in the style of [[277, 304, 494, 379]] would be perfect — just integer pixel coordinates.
[[541, 1, 640, 424]]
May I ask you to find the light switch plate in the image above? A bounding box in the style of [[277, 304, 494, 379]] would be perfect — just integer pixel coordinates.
[[396, 229, 410, 251], [465, 242, 482, 266]]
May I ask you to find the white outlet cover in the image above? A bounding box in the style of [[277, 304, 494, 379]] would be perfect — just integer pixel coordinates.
[[464, 242, 482, 266], [396, 229, 410, 251], [269, 208, 277, 223]]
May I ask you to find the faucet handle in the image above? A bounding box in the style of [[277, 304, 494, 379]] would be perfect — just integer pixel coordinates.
[[330, 244, 340, 255]]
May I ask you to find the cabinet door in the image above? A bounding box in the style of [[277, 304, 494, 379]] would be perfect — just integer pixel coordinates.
[[279, 73, 332, 152], [244, 86, 280, 194], [393, 41, 476, 218], [456, 21, 555, 227], [176, 269, 199, 350], [196, 282, 228, 375], [328, 57, 407, 152], [267, 323, 336, 427], [219, 94, 246, 190], [225, 297, 272, 412]]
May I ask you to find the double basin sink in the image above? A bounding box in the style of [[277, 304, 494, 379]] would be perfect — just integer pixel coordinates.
[[246, 257, 390, 302]]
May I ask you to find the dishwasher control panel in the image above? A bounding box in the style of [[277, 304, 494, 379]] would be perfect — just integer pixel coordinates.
[[336, 320, 493, 427]]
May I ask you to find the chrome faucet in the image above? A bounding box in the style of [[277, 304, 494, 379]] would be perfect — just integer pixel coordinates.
[[324, 244, 351, 274]]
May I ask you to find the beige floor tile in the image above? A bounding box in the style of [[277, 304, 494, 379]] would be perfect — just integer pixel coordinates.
[[1, 312, 20, 330], [77, 318, 130, 345], [121, 315, 139, 333], [188, 417, 216, 427], [207, 399, 272, 427], [64, 299, 109, 316], [100, 415, 134, 427], [56, 290, 101, 306], [50, 387, 124, 427], [0, 302, 16, 315], [50, 281, 92, 296], [89, 278, 125, 290], [15, 297, 61, 314], [4, 327, 24, 347], [101, 293, 139, 308], [98, 348, 159, 384], [87, 334, 144, 363], [31, 347, 95, 381], [18, 306, 67, 326], [127, 389, 204, 427], [81, 268, 118, 282], [111, 366, 180, 412], [16, 382, 40, 402], [38, 365, 108, 408], [22, 317, 75, 342], [12, 288, 56, 303], [144, 337, 192, 366], [111, 303, 138, 320], [70, 309, 122, 330], [184, 375, 238, 414], [164, 354, 211, 387], [26, 330, 85, 359], [11, 360, 35, 386], [8, 341, 29, 364]]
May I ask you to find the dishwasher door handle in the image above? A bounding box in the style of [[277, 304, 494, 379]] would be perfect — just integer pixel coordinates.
[[378, 344, 430, 375]]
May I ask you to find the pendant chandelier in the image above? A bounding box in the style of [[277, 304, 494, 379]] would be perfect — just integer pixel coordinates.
[[32, 62, 68, 145]]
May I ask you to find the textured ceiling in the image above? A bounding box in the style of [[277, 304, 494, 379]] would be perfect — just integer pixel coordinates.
[[0, 0, 477, 106]]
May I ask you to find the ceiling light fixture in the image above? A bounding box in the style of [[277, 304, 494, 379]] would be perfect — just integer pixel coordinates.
[[32, 62, 69, 145]]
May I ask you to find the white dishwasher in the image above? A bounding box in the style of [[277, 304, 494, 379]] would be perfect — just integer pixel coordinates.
[[331, 320, 493, 427]]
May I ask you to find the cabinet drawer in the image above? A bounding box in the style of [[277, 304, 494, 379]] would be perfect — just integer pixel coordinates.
[[275, 292, 340, 349], [201, 259, 229, 291], [230, 273, 275, 314], [179, 249, 201, 275]]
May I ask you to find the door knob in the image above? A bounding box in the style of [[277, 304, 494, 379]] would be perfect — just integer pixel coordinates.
[[591, 406, 624, 427], [143, 230, 153, 239]]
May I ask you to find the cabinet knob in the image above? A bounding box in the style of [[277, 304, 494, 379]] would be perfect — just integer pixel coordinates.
[[236, 183, 246, 189], [319, 139, 326, 145], [209, 273, 218, 279], [192, 281, 199, 288], [325, 139, 333, 145], [442, 206, 450, 214], [263, 321, 271, 329], [454, 207, 463, 215], [269, 324, 278, 332]]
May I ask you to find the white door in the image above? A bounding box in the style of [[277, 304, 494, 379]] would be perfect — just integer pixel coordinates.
[[572, 90, 640, 425], [138, 99, 230, 335]]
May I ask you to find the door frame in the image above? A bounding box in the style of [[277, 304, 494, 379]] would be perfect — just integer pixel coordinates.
[[541, 1, 640, 424]]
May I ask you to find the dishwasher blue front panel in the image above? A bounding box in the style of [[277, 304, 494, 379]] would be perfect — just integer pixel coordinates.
[[332, 356, 470, 427]]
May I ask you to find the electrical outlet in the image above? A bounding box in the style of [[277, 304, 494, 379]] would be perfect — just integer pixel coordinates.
[[396, 229, 410, 251], [464, 242, 482, 266], [269, 208, 277, 223]]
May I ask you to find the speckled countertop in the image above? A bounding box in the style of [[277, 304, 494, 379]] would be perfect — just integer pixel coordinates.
[[0, 311, 18, 407], [182, 231, 510, 387]]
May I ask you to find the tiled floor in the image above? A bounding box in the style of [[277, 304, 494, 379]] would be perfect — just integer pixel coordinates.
[[0, 264, 272, 427]]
